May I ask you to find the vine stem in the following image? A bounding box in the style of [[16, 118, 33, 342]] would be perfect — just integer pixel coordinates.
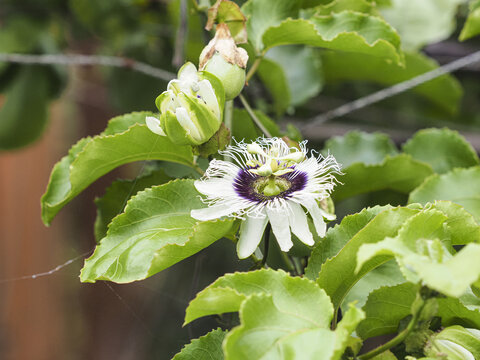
[[245, 57, 263, 82], [239, 94, 272, 137], [357, 295, 426, 360], [224, 99, 234, 161]]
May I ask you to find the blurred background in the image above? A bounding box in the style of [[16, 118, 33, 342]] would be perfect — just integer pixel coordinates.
[[1, 0, 480, 359]]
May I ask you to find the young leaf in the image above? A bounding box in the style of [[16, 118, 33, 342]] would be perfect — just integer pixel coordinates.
[[316, 206, 420, 310], [172, 328, 226, 360], [223, 294, 337, 360], [323, 131, 398, 168], [409, 167, 480, 222], [403, 128, 479, 174], [262, 12, 403, 65], [305, 205, 392, 280], [223, 294, 364, 360], [333, 154, 433, 201], [459, 0, 480, 41], [321, 51, 463, 115], [185, 268, 333, 326], [80, 179, 235, 283], [41, 112, 194, 225], [429, 201, 480, 246], [357, 210, 480, 297], [94, 167, 172, 241]]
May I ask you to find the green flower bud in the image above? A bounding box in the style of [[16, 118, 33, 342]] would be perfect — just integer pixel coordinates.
[[425, 326, 480, 360], [148, 62, 225, 146], [199, 23, 248, 101]]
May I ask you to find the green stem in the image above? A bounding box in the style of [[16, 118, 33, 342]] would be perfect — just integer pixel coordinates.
[[357, 295, 426, 360], [261, 223, 271, 268], [239, 94, 272, 137], [246, 57, 263, 82]]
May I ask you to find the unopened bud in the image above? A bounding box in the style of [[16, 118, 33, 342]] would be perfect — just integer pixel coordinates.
[[199, 24, 248, 100]]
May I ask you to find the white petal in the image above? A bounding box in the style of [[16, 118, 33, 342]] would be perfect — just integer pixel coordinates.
[[190, 202, 245, 221], [175, 107, 202, 141], [303, 198, 327, 237], [288, 202, 314, 246], [318, 206, 336, 221], [198, 79, 220, 119], [194, 179, 235, 198], [178, 62, 198, 82], [145, 116, 166, 136], [267, 208, 293, 252], [237, 215, 268, 259]]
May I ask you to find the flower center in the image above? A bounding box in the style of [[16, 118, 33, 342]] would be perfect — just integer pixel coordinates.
[[253, 176, 292, 197]]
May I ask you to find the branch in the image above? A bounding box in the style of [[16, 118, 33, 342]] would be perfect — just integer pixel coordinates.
[[302, 49, 480, 130], [0, 53, 176, 81]]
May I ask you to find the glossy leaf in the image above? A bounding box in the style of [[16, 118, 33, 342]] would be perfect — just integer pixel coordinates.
[[257, 58, 291, 115], [305, 205, 392, 280], [41, 112, 194, 225], [333, 154, 434, 202], [317, 206, 420, 309], [172, 328, 226, 360], [403, 128, 479, 174], [321, 51, 463, 114], [409, 167, 480, 221], [323, 131, 398, 168], [80, 179, 235, 283], [185, 268, 333, 326], [94, 167, 172, 241], [262, 12, 403, 64], [460, 0, 480, 41]]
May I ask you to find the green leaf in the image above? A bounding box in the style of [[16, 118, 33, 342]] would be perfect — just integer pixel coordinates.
[[357, 210, 480, 297], [81, 179, 235, 283], [41, 112, 194, 225], [409, 167, 480, 222], [241, 0, 300, 52], [357, 282, 417, 339], [221, 293, 364, 359], [343, 260, 405, 311], [231, 108, 281, 143], [323, 131, 398, 168], [257, 58, 291, 115], [262, 45, 323, 108], [317, 206, 419, 310], [460, 0, 480, 41], [314, 0, 380, 16], [262, 12, 403, 65], [429, 201, 480, 246], [172, 328, 226, 360], [437, 297, 480, 329], [358, 283, 480, 340], [333, 154, 434, 202], [185, 268, 333, 326], [403, 128, 479, 174], [0, 66, 49, 150], [223, 294, 337, 360], [380, 0, 464, 51], [305, 205, 392, 280], [94, 167, 172, 242], [321, 51, 463, 114]]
